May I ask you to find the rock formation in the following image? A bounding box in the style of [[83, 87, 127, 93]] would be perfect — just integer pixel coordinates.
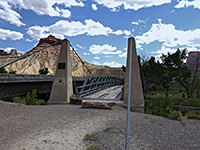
[[9, 49, 22, 56], [0, 35, 125, 78], [0, 49, 22, 56]]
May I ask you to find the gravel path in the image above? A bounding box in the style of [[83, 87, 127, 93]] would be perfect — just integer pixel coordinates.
[[0, 101, 200, 150]]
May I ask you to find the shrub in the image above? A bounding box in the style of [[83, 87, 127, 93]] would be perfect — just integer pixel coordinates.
[[182, 93, 185, 98], [87, 146, 99, 150], [13, 89, 46, 105], [168, 110, 182, 120], [13, 96, 26, 104], [145, 98, 171, 117], [195, 91, 200, 99], [84, 133, 98, 141], [0, 67, 7, 73], [187, 110, 200, 120], [9, 70, 16, 74], [38, 67, 49, 75]]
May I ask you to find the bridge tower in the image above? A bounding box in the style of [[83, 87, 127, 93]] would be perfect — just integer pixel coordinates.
[[48, 39, 73, 104], [123, 37, 144, 113]]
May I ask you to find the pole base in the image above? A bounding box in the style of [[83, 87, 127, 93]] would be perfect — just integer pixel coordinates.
[[47, 100, 69, 105], [122, 103, 144, 113]]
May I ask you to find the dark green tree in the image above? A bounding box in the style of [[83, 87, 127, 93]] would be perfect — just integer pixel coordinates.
[[121, 65, 126, 72], [140, 57, 163, 94], [0, 67, 7, 73], [161, 49, 191, 98], [9, 70, 16, 74], [38, 67, 49, 75]]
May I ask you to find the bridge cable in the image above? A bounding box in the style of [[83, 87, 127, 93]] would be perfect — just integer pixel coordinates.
[[0, 40, 62, 69], [125, 39, 133, 150], [70, 44, 93, 76]]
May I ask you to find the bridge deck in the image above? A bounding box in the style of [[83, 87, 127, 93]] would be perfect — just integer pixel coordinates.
[[83, 85, 123, 101]]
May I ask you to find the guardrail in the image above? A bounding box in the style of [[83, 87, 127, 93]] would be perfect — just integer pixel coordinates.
[[171, 105, 200, 111], [0, 74, 86, 83], [76, 76, 121, 96]]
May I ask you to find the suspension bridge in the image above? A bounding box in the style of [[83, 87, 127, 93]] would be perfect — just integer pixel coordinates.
[[0, 37, 144, 111]]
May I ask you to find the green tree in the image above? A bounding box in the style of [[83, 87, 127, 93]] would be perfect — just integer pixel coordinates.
[[161, 49, 191, 98], [140, 57, 163, 94], [9, 70, 16, 74], [0, 67, 7, 73], [38, 67, 49, 75], [121, 65, 126, 72]]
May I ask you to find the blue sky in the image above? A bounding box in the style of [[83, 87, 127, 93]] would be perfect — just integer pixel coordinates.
[[0, 0, 200, 67]]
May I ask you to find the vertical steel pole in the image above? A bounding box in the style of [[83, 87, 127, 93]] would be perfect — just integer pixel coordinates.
[[125, 38, 133, 150]]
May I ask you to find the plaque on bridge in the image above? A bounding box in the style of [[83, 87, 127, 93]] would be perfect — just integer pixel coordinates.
[[58, 63, 65, 69]]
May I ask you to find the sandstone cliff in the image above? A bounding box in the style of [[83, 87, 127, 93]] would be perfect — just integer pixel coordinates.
[[0, 35, 125, 78]]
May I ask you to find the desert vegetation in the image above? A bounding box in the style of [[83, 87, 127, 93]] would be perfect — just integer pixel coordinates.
[[13, 89, 46, 105], [137, 49, 200, 120]]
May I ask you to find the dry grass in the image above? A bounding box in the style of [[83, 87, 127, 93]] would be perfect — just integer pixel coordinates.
[[84, 133, 98, 141], [187, 110, 200, 120], [103, 127, 122, 133]]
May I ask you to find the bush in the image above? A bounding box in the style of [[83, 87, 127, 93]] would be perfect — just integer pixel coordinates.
[[187, 110, 200, 120], [13, 96, 26, 104], [38, 67, 49, 75], [9, 70, 16, 74], [145, 96, 200, 117], [145, 98, 172, 117], [87, 146, 99, 150], [13, 89, 46, 105], [84, 133, 98, 141], [0, 67, 7, 73], [168, 110, 182, 120]]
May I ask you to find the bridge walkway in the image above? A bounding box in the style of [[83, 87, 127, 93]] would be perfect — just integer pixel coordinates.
[[83, 85, 123, 102]]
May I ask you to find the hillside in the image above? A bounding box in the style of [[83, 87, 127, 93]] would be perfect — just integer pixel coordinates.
[[0, 35, 125, 78]]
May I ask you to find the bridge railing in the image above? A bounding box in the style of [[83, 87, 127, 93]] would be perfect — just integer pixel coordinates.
[[76, 76, 121, 97], [0, 74, 86, 83]]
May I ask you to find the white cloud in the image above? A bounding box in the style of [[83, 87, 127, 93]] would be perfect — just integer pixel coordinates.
[[89, 44, 122, 55], [0, 1, 25, 27], [104, 55, 113, 58], [111, 30, 131, 36], [94, 56, 100, 59], [0, 47, 23, 54], [26, 26, 53, 40], [3, 47, 15, 53], [103, 61, 122, 67], [151, 45, 177, 55], [92, 4, 98, 10], [0, 28, 23, 40], [55, 7, 71, 18], [135, 19, 200, 51], [132, 19, 146, 25], [112, 30, 123, 35], [27, 19, 131, 40], [93, 60, 100, 65], [0, 0, 85, 26], [135, 19, 200, 61], [132, 21, 139, 25], [175, 0, 200, 10], [119, 52, 127, 58], [123, 30, 131, 36], [94, 0, 171, 11], [83, 52, 90, 55], [76, 44, 83, 49]]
